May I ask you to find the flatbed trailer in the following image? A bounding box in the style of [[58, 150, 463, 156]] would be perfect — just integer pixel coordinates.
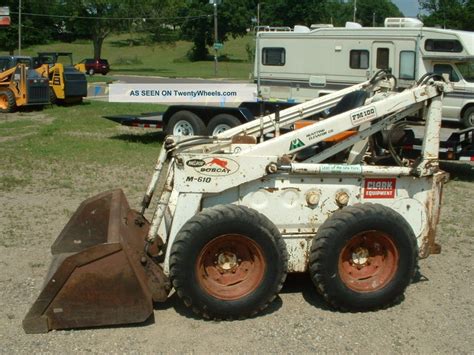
[[104, 108, 474, 162]]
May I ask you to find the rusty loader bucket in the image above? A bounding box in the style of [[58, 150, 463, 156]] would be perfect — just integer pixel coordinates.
[[23, 189, 170, 333]]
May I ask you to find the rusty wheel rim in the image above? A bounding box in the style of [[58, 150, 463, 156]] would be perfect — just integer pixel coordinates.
[[338, 231, 399, 292], [0, 94, 7, 110], [196, 234, 266, 300]]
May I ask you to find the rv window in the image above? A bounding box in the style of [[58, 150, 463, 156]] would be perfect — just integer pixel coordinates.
[[350, 50, 369, 69], [425, 39, 462, 53], [433, 64, 459, 82], [399, 51, 415, 80], [456, 61, 474, 83], [376, 48, 390, 69], [262, 48, 285, 66]]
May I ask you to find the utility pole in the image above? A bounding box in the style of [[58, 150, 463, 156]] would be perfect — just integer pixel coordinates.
[[257, 2, 260, 28], [18, 0, 21, 55], [372, 12, 375, 27], [213, 0, 218, 76], [353, 0, 357, 22]]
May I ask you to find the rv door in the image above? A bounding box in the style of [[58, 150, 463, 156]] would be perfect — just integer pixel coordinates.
[[371, 42, 395, 76]]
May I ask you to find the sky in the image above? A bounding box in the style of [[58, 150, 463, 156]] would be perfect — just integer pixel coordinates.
[[390, 0, 421, 17]]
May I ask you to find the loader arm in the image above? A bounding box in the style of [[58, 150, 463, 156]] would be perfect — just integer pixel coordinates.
[[0, 65, 16, 82]]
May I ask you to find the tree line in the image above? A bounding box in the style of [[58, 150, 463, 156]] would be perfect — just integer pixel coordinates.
[[0, 0, 472, 60]]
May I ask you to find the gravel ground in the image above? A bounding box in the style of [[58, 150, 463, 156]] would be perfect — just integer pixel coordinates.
[[0, 149, 473, 353]]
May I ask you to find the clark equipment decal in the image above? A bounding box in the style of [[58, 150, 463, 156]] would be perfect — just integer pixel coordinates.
[[364, 178, 396, 198]]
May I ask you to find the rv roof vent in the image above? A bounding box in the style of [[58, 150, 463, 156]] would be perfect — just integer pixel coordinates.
[[384, 17, 423, 28], [345, 22, 362, 29], [294, 25, 311, 33], [310, 24, 334, 29]]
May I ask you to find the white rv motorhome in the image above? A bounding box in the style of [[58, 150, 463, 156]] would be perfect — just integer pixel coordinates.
[[255, 18, 474, 127]]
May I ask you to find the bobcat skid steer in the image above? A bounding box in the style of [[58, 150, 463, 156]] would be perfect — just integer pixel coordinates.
[[23, 71, 451, 333]]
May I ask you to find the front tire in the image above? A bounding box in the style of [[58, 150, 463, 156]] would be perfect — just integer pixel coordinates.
[[170, 204, 288, 319], [49, 88, 58, 105], [0, 90, 16, 113], [309, 203, 417, 311], [165, 110, 207, 136]]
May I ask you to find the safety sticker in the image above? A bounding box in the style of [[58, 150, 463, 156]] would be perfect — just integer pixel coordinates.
[[364, 178, 396, 198]]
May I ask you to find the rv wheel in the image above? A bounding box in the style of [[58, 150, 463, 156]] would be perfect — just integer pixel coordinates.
[[170, 204, 288, 320], [462, 107, 474, 128], [0, 90, 16, 113], [309, 203, 417, 311]]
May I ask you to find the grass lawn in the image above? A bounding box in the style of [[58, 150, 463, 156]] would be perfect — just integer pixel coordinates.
[[2, 34, 255, 80], [0, 101, 167, 193]]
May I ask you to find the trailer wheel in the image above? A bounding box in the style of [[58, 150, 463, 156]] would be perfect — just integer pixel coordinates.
[[170, 204, 288, 319], [165, 110, 207, 136], [462, 107, 474, 128], [0, 90, 16, 113], [207, 114, 241, 135], [309, 203, 417, 311]]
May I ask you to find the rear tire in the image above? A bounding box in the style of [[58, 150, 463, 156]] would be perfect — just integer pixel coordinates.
[[88, 68, 95, 76], [207, 114, 241, 135], [309, 203, 417, 311], [0, 90, 16, 113], [462, 107, 474, 128], [170, 204, 288, 320], [165, 110, 207, 136]]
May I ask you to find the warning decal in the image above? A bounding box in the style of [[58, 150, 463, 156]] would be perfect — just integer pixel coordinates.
[[364, 178, 396, 199]]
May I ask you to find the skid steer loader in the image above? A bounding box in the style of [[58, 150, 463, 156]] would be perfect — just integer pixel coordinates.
[[34, 52, 87, 104], [0, 56, 49, 113], [23, 71, 451, 333]]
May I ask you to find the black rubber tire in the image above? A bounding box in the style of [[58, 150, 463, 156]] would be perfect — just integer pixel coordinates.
[[309, 203, 418, 311], [49, 87, 58, 105], [169, 204, 288, 320], [88, 68, 95, 76], [462, 106, 474, 128], [165, 110, 207, 136], [0, 90, 16, 113], [207, 113, 241, 135]]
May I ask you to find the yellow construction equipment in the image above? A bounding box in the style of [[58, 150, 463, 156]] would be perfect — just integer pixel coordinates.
[[34, 52, 87, 104], [0, 56, 49, 113]]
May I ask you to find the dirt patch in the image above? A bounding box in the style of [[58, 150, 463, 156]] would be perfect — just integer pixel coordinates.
[[0, 159, 473, 352]]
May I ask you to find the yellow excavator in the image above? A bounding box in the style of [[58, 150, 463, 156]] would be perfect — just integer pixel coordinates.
[[33, 52, 87, 104], [0, 56, 50, 113]]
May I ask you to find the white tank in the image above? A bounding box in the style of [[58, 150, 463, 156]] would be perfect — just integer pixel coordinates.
[[384, 17, 424, 28], [293, 25, 311, 33]]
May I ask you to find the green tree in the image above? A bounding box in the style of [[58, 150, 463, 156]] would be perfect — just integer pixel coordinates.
[[0, 0, 58, 55], [259, 0, 329, 27], [350, 0, 402, 26], [61, 0, 131, 59], [180, 0, 254, 61], [419, 0, 473, 30]]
